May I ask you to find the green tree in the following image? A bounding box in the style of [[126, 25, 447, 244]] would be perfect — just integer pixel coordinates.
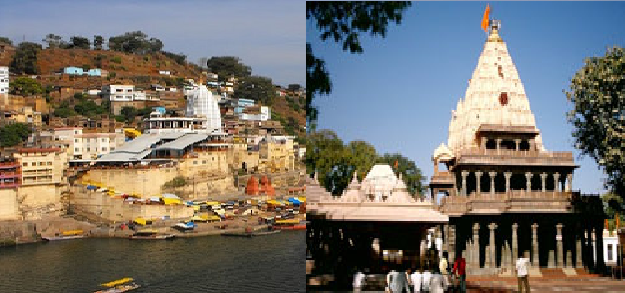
[[109, 31, 163, 55], [566, 46, 625, 196], [9, 77, 43, 96], [94, 35, 103, 50], [69, 36, 90, 49], [0, 36, 12, 45], [377, 153, 425, 196], [306, 2, 411, 124], [234, 75, 276, 105], [347, 140, 378, 181], [305, 130, 351, 194], [205, 56, 252, 82], [162, 51, 186, 65], [121, 106, 138, 122], [42, 33, 64, 48], [10, 42, 42, 75], [53, 101, 76, 118], [0, 123, 31, 147]]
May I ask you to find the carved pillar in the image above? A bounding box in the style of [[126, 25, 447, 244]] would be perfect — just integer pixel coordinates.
[[504, 172, 512, 192], [525, 172, 533, 192], [532, 223, 539, 267], [488, 223, 497, 268], [481, 137, 487, 150], [473, 223, 480, 268], [566, 173, 573, 192], [496, 138, 502, 153], [557, 223, 564, 268], [461, 171, 469, 196], [449, 225, 456, 263], [489, 171, 496, 194], [576, 234, 583, 268], [540, 173, 547, 192], [514, 139, 521, 151], [434, 159, 439, 174], [553, 172, 560, 192], [512, 223, 518, 262], [475, 171, 483, 195]]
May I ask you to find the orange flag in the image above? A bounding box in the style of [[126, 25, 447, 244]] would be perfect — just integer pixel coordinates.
[[394, 160, 398, 168], [481, 4, 490, 32]]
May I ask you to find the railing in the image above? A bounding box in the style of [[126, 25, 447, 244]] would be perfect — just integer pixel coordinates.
[[458, 148, 573, 159], [439, 191, 573, 214], [0, 172, 21, 178]]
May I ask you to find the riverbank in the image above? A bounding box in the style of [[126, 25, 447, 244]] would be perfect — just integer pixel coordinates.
[[1, 214, 301, 246]]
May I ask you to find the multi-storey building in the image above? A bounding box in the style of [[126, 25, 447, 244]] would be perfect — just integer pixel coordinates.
[[102, 85, 135, 102], [0, 159, 21, 220], [0, 66, 8, 96]]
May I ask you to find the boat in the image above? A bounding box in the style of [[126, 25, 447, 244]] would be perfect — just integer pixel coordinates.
[[274, 224, 306, 230], [221, 230, 281, 237], [93, 277, 140, 293], [129, 229, 175, 240], [42, 230, 85, 241]]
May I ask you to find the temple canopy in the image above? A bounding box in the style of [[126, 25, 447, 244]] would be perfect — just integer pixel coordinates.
[[446, 21, 546, 154]]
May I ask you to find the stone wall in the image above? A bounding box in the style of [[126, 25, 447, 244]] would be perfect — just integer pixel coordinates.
[[71, 185, 194, 223], [163, 174, 236, 200], [17, 184, 63, 220], [0, 189, 19, 221], [84, 166, 178, 197]]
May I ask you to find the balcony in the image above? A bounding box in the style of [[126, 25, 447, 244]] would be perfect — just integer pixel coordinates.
[[455, 148, 575, 167], [430, 171, 455, 185], [439, 190, 574, 215]]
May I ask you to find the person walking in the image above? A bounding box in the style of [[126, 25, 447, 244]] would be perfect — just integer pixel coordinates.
[[352, 269, 365, 292], [429, 268, 449, 293], [386, 267, 397, 293], [410, 266, 423, 292], [421, 265, 432, 292], [452, 252, 467, 293], [516, 257, 530, 292], [397, 266, 411, 293]]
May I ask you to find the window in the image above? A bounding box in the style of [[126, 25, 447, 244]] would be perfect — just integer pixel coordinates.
[[608, 244, 613, 261], [101, 138, 106, 142], [193, 161, 198, 165], [116, 89, 123, 92], [31, 162, 36, 166], [47, 162, 52, 166], [202, 160, 207, 164], [87, 148, 90, 152], [74, 139, 79, 143], [75, 148, 79, 152], [498, 65, 504, 78], [110, 147, 115, 151], [102, 147, 107, 152], [23, 163, 27, 167]]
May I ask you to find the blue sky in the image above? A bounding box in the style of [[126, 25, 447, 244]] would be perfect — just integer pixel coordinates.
[[308, 2, 625, 194], [0, 0, 304, 87]]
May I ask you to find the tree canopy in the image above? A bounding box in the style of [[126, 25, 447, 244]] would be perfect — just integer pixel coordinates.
[[93, 35, 104, 50], [69, 36, 90, 49], [108, 31, 163, 55], [234, 75, 276, 105], [306, 2, 411, 125], [9, 77, 43, 96], [0, 36, 12, 45], [42, 33, 65, 49], [566, 46, 625, 196], [306, 129, 425, 196], [0, 123, 31, 147], [10, 42, 42, 75], [206, 56, 252, 82]]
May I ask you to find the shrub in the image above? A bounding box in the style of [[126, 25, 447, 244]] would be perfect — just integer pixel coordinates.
[[110, 56, 122, 64]]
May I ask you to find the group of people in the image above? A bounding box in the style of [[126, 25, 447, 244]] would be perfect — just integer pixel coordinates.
[[353, 252, 468, 293]]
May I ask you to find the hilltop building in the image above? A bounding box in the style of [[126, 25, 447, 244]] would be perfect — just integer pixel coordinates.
[[184, 81, 222, 133], [0, 66, 8, 96]]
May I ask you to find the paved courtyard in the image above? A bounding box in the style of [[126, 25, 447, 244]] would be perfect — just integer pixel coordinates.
[[467, 276, 625, 292]]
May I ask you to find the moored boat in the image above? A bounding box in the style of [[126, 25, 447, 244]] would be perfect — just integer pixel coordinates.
[[93, 277, 140, 293], [42, 230, 85, 241], [129, 229, 175, 240]]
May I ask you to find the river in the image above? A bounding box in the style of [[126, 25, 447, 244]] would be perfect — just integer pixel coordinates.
[[0, 231, 304, 293]]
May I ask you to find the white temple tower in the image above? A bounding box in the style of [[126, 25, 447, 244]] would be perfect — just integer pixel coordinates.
[[184, 81, 222, 133]]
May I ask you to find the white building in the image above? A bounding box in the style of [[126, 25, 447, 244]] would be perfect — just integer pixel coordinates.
[[159, 70, 171, 75], [102, 85, 135, 102], [240, 106, 271, 121], [184, 81, 222, 133], [143, 111, 209, 134], [0, 66, 9, 96], [603, 229, 620, 266], [53, 127, 124, 160]]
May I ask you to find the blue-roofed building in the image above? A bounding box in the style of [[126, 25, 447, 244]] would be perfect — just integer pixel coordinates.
[[87, 68, 101, 76], [234, 98, 256, 114], [63, 67, 83, 75]]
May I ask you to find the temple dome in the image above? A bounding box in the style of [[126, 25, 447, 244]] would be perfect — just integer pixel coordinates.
[[446, 26, 545, 152], [433, 143, 454, 161]]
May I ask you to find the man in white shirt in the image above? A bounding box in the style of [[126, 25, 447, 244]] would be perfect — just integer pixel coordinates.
[[353, 270, 365, 292], [411, 268, 422, 292], [421, 267, 432, 292], [515, 257, 530, 292]]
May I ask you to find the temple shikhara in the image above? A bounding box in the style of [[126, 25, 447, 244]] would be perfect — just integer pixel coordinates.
[[307, 17, 604, 289]]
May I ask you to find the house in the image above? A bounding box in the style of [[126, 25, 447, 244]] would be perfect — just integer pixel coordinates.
[[159, 70, 171, 75], [87, 68, 101, 76], [102, 85, 135, 102], [63, 66, 83, 75], [0, 66, 8, 96], [151, 84, 165, 92]]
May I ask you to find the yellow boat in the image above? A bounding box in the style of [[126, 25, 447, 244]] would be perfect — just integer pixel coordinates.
[[275, 219, 300, 225], [101, 278, 134, 287], [95, 277, 140, 293], [62, 230, 83, 236]]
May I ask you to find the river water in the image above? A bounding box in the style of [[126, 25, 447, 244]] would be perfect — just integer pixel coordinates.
[[0, 231, 304, 293]]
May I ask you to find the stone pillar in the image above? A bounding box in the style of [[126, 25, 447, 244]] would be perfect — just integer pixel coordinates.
[[475, 171, 483, 195], [566, 173, 573, 192], [512, 223, 518, 262], [488, 223, 497, 268], [525, 172, 533, 192], [504, 172, 512, 192], [434, 159, 439, 174], [540, 173, 547, 192], [557, 223, 564, 268], [473, 223, 480, 268], [532, 223, 539, 267], [592, 228, 597, 266], [566, 251, 573, 268], [548, 250, 555, 268], [553, 172, 560, 192], [496, 138, 502, 153], [576, 235, 583, 268], [489, 171, 496, 195], [448, 225, 456, 263], [481, 137, 487, 150], [514, 139, 521, 151], [461, 171, 469, 196]]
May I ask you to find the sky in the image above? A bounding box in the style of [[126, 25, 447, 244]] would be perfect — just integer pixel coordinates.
[[0, 0, 304, 87], [308, 2, 625, 194]]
